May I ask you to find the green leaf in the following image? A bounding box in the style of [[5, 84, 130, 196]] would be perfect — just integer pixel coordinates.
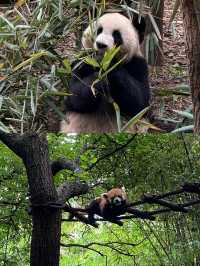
[[0, 95, 3, 110], [0, 15, 15, 30], [13, 51, 50, 72], [0, 121, 10, 133], [63, 59, 72, 75], [121, 106, 150, 132], [148, 13, 162, 40], [101, 46, 121, 71], [84, 57, 100, 68], [113, 102, 121, 132]]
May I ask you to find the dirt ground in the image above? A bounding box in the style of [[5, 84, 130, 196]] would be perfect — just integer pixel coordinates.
[[150, 0, 191, 131]]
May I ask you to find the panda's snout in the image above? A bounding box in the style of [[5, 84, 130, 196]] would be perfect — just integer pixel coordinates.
[[96, 41, 108, 49]]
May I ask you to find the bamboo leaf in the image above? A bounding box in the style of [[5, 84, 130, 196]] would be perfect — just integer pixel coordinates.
[[148, 13, 162, 40], [101, 46, 121, 71], [30, 90, 36, 116], [13, 51, 50, 71], [0, 122, 10, 133], [0, 96, 3, 110], [0, 15, 15, 30], [122, 106, 150, 132], [84, 57, 100, 68], [172, 125, 194, 133], [173, 110, 193, 120], [113, 102, 121, 132], [63, 59, 72, 74], [138, 119, 164, 132]]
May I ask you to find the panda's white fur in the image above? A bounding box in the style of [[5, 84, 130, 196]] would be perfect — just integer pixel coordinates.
[[82, 13, 142, 61]]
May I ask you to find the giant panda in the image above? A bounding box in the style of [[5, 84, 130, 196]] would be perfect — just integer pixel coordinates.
[[60, 12, 150, 133]]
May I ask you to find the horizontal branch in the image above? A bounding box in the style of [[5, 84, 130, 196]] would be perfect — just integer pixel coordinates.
[[0, 200, 21, 206], [51, 158, 78, 176], [57, 181, 89, 203], [61, 239, 144, 257], [60, 242, 104, 256], [129, 182, 200, 208], [61, 182, 200, 226]]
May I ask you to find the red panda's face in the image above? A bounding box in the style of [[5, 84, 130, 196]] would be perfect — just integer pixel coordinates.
[[103, 188, 127, 206], [111, 196, 124, 206]]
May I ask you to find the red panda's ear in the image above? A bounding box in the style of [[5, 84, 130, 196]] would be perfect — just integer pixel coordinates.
[[102, 193, 108, 198]]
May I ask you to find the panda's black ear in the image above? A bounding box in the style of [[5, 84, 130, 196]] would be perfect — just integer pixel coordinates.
[[132, 15, 146, 43]]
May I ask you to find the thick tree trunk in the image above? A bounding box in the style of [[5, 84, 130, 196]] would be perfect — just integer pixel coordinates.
[[21, 135, 61, 266], [0, 131, 91, 266], [181, 0, 200, 132], [0, 133, 62, 266]]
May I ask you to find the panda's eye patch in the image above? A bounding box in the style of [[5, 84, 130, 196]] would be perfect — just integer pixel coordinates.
[[112, 30, 123, 46], [97, 27, 103, 35]]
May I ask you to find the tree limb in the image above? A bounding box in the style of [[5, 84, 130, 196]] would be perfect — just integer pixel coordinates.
[[0, 129, 26, 158], [60, 240, 145, 257], [86, 134, 137, 171], [51, 158, 78, 176], [57, 181, 89, 203], [60, 243, 104, 256]]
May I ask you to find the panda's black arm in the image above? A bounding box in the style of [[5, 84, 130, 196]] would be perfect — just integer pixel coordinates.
[[64, 63, 106, 113], [108, 61, 150, 117]]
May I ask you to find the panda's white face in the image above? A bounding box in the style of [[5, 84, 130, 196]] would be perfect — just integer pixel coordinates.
[[82, 13, 142, 61]]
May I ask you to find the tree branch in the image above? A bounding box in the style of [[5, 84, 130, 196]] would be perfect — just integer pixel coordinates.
[[61, 239, 146, 257], [57, 181, 89, 203], [86, 134, 137, 171], [0, 130, 26, 158], [62, 182, 200, 226], [51, 158, 78, 176], [60, 243, 104, 256]]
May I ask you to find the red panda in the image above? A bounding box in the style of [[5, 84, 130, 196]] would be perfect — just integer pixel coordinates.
[[87, 187, 128, 226]]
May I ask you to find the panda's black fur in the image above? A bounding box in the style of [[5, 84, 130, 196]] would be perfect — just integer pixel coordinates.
[[60, 13, 150, 133]]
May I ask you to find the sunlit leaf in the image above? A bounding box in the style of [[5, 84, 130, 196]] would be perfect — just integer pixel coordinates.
[[84, 57, 100, 68], [122, 106, 150, 132]]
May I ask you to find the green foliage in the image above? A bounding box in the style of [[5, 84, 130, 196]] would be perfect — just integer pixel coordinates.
[[1, 134, 200, 265], [0, 144, 30, 265], [0, 0, 81, 133]]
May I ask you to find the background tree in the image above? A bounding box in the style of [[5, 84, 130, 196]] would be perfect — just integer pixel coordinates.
[[181, 0, 200, 132], [1, 133, 200, 265]]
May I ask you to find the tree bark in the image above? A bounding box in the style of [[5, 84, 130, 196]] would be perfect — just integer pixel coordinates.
[[0, 131, 93, 265], [0, 132, 61, 266], [181, 0, 200, 132], [23, 135, 61, 266]]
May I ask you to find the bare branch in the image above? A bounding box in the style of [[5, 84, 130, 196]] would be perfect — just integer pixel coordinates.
[[60, 243, 104, 256], [61, 239, 146, 257], [86, 134, 137, 171], [51, 158, 78, 176], [57, 181, 89, 203], [0, 201, 21, 206], [0, 130, 26, 158]]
